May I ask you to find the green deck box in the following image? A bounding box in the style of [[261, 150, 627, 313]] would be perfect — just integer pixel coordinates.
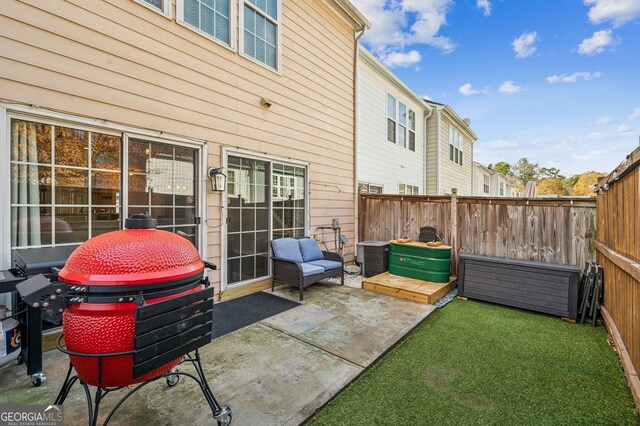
[[388, 241, 451, 283]]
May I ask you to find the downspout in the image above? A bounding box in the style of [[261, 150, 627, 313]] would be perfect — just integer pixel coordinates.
[[423, 107, 434, 194], [436, 109, 442, 195], [353, 26, 366, 246]]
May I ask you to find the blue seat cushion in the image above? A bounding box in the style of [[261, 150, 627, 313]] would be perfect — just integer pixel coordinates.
[[299, 238, 325, 262], [306, 259, 342, 271], [301, 263, 325, 276], [271, 238, 303, 263]]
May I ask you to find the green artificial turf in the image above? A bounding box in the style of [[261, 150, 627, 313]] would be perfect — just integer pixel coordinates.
[[307, 300, 639, 426]]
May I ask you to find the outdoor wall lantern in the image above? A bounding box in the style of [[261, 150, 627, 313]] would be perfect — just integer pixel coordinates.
[[208, 167, 227, 192]]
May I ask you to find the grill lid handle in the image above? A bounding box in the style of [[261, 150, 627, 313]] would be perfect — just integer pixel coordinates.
[[125, 213, 158, 230]]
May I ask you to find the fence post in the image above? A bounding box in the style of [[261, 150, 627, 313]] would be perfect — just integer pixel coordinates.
[[450, 188, 458, 276]]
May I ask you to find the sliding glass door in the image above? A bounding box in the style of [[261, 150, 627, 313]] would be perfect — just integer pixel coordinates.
[[226, 154, 307, 286]]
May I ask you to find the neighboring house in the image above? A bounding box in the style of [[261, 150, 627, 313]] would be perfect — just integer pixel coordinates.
[[356, 47, 430, 195], [473, 162, 521, 197], [0, 0, 370, 305], [424, 100, 477, 196], [474, 162, 494, 196]]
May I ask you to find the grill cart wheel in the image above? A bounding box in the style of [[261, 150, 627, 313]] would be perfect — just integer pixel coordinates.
[[166, 371, 180, 387], [215, 406, 232, 426], [31, 372, 46, 387]]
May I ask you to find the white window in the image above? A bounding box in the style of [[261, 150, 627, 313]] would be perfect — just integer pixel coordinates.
[[9, 118, 201, 251], [134, 0, 172, 17], [499, 181, 505, 196], [483, 175, 490, 194], [178, 0, 231, 46], [386, 94, 396, 144], [386, 94, 416, 152], [399, 184, 419, 195], [358, 182, 383, 194], [408, 110, 416, 151], [241, 0, 280, 70], [398, 102, 407, 148], [449, 126, 463, 166]]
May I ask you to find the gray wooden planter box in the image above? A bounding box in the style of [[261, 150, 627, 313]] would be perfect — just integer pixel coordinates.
[[458, 253, 581, 320]]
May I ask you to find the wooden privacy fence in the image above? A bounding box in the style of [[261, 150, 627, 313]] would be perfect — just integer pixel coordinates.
[[359, 192, 597, 274], [594, 146, 640, 411]]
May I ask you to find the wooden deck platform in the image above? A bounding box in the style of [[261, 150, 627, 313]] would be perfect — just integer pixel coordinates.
[[363, 272, 457, 305]]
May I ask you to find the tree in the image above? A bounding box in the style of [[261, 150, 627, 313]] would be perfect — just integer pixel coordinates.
[[492, 161, 512, 177], [539, 167, 565, 181], [511, 158, 540, 186], [537, 177, 569, 196], [572, 171, 605, 196]]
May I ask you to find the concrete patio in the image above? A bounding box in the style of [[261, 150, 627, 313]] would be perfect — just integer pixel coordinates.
[[0, 283, 435, 425]]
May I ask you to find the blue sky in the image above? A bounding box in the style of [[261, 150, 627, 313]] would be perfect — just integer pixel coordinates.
[[351, 0, 640, 176]]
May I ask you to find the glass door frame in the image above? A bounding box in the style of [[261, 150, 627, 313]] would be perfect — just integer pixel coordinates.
[[122, 132, 207, 254], [221, 147, 310, 291]]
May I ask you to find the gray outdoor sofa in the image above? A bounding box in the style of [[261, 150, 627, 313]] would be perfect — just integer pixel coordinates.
[[271, 237, 344, 301]]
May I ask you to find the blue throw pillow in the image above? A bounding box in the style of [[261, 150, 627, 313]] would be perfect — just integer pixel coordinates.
[[299, 238, 325, 262], [271, 238, 303, 263]]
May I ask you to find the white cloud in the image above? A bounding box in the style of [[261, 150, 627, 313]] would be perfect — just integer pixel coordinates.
[[477, 0, 491, 16], [584, 0, 640, 26], [578, 30, 616, 55], [573, 148, 609, 161], [351, 0, 455, 68], [485, 139, 519, 149], [498, 81, 524, 94], [378, 50, 422, 68], [588, 132, 605, 140], [629, 107, 640, 120], [459, 83, 489, 96], [546, 71, 602, 83], [617, 124, 632, 133], [595, 115, 614, 125], [511, 31, 538, 58], [459, 83, 479, 96]]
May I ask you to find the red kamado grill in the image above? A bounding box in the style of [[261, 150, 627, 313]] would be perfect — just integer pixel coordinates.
[[59, 214, 204, 387], [15, 214, 232, 426]]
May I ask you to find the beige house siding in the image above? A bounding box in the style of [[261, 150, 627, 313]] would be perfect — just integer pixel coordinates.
[[0, 0, 360, 294], [436, 112, 474, 195], [425, 114, 439, 194]]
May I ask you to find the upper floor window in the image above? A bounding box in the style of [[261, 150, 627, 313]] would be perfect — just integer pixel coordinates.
[[483, 175, 490, 194], [386, 94, 416, 152], [134, 0, 172, 17], [499, 181, 505, 196], [242, 0, 280, 70], [449, 125, 463, 166], [399, 183, 419, 195], [178, 0, 231, 46]]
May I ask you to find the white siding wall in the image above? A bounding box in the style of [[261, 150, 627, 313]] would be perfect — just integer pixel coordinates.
[[357, 57, 425, 194], [492, 174, 509, 197], [425, 115, 438, 194], [473, 165, 492, 196]]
